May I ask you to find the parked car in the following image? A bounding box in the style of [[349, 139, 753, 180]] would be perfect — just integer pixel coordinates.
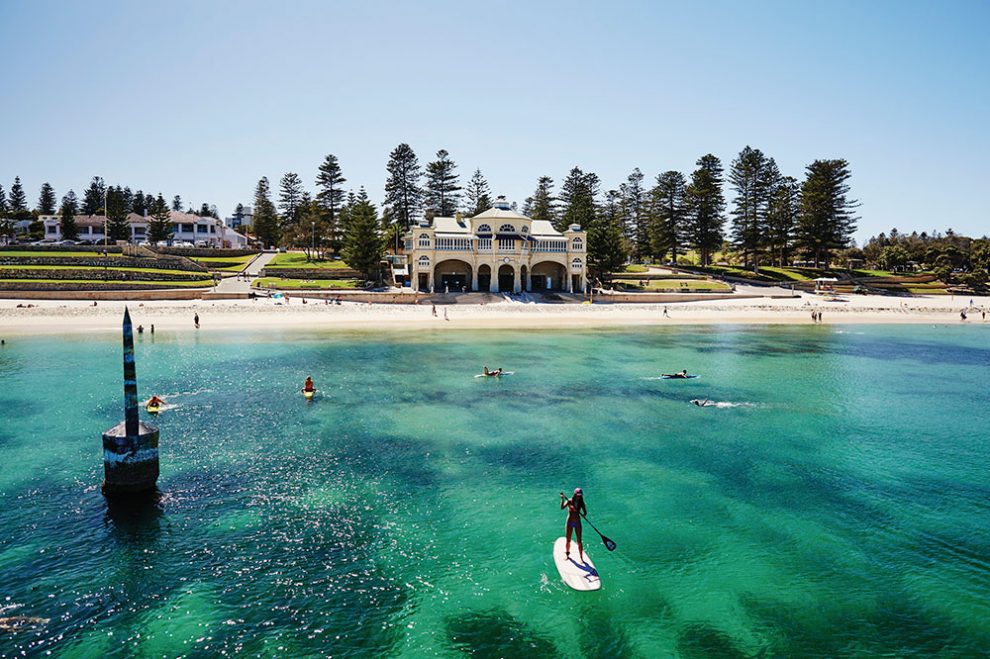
[[57, 240, 78, 246]]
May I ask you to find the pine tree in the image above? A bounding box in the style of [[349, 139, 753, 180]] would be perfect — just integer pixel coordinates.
[[684, 154, 726, 266], [59, 190, 79, 240], [315, 154, 346, 221], [586, 189, 628, 284], [252, 177, 280, 248], [464, 169, 492, 216], [341, 192, 385, 280], [0, 184, 6, 217], [559, 167, 599, 232], [796, 159, 859, 267], [384, 143, 423, 230], [620, 168, 648, 260], [278, 172, 305, 225], [729, 146, 775, 268], [647, 171, 688, 263], [0, 185, 10, 242], [524, 176, 556, 223], [424, 149, 461, 216], [82, 176, 106, 215], [171, 195, 183, 211], [8, 177, 27, 212], [121, 187, 134, 213], [105, 187, 130, 240], [38, 182, 57, 215], [147, 194, 173, 243], [132, 190, 147, 216], [766, 175, 799, 266]]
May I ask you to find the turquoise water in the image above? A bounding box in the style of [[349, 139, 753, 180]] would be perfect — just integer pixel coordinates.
[[1, 325, 988, 657]]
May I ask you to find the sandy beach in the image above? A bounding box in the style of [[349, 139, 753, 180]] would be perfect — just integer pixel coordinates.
[[1, 292, 987, 336]]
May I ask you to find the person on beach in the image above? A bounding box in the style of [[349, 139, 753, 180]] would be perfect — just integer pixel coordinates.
[[194, 313, 200, 328], [560, 488, 587, 561], [150, 324, 155, 335], [432, 303, 437, 317], [444, 307, 449, 321], [303, 376, 315, 393], [663, 306, 670, 318]]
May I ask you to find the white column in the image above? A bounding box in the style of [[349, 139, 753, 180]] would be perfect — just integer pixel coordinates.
[[513, 267, 521, 294], [471, 267, 479, 291]]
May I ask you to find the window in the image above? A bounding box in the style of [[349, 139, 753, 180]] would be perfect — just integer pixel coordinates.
[[477, 224, 492, 234], [572, 258, 583, 269], [197, 224, 208, 233], [418, 255, 430, 267], [521, 226, 529, 234], [133, 226, 146, 236], [498, 224, 515, 233], [571, 237, 583, 251], [418, 233, 431, 248], [46, 225, 57, 234]]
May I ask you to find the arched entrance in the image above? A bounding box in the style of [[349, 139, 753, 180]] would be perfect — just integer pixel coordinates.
[[531, 261, 567, 291], [497, 264, 515, 292], [434, 259, 472, 293], [477, 264, 491, 292]]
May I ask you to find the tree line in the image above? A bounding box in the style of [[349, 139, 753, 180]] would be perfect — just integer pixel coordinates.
[[862, 229, 989, 288], [250, 144, 864, 283], [0, 175, 217, 243]]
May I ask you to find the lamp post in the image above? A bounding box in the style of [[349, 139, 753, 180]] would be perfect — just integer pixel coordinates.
[[311, 221, 315, 261]]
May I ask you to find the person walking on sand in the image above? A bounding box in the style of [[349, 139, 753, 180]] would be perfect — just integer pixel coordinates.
[[663, 306, 670, 318], [194, 313, 200, 329], [432, 303, 437, 317], [559, 488, 587, 561], [150, 324, 155, 335], [444, 307, 449, 321]]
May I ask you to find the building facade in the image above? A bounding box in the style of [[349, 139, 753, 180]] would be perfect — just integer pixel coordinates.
[[404, 198, 587, 294], [40, 211, 249, 248]]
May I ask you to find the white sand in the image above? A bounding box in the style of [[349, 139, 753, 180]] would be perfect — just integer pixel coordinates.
[[1, 293, 987, 336]]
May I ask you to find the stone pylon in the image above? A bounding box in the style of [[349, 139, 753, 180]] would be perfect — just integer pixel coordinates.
[[102, 307, 159, 496]]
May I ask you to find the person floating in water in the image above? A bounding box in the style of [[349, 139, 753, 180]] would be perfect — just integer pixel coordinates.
[[662, 370, 689, 379], [559, 488, 587, 561], [483, 366, 503, 377], [691, 398, 713, 407], [137, 324, 144, 334], [303, 376, 315, 393]]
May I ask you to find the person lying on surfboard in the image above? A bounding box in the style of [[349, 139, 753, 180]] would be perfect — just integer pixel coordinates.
[[662, 370, 690, 379], [302, 377, 315, 393], [691, 398, 712, 407], [560, 488, 588, 561], [482, 366, 503, 377]]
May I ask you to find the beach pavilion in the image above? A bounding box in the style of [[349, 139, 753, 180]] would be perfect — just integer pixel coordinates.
[[403, 197, 587, 294]]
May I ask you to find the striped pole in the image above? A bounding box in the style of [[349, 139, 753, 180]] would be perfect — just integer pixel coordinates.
[[123, 307, 139, 437]]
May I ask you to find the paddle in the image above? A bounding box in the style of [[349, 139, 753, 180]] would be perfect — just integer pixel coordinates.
[[582, 513, 617, 552]]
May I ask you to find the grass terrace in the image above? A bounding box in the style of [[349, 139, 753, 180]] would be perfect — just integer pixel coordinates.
[[0, 264, 207, 276], [189, 254, 258, 272], [0, 250, 123, 259], [253, 277, 363, 290], [267, 253, 350, 269], [614, 278, 732, 292], [0, 279, 213, 287]]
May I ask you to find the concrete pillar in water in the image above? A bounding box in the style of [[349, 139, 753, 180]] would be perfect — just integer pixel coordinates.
[[102, 307, 159, 496]]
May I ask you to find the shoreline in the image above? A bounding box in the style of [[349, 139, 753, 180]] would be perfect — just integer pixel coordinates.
[[1, 294, 987, 336]]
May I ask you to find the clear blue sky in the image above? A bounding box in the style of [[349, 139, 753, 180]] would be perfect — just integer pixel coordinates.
[[2, 0, 987, 241]]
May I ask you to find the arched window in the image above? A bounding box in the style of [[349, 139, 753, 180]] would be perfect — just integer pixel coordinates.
[[571, 237, 584, 250], [418, 255, 430, 267], [521, 226, 529, 234], [418, 233, 431, 248], [498, 224, 515, 233], [476, 224, 492, 234], [571, 257, 583, 269]]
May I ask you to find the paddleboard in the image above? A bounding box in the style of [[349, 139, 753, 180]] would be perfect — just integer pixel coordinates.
[[146, 403, 161, 414], [473, 371, 515, 378], [303, 389, 316, 399], [553, 536, 600, 591], [661, 374, 699, 379]]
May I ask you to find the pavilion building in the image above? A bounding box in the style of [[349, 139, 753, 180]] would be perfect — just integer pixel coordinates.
[[404, 197, 587, 294]]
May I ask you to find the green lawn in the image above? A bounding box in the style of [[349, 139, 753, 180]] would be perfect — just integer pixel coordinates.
[[852, 269, 897, 278], [0, 264, 206, 276], [189, 254, 258, 265], [623, 264, 649, 273], [0, 250, 122, 258], [253, 277, 363, 290], [267, 253, 349, 269], [615, 278, 732, 292], [0, 279, 213, 287]]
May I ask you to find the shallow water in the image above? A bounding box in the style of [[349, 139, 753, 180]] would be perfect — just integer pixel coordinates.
[[1, 324, 988, 657]]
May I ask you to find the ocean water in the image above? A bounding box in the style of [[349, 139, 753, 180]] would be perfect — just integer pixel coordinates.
[[0, 324, 988, 657]]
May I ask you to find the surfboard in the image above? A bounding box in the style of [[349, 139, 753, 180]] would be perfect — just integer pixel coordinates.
[[553, 536, 601, 591], [660, 374, 699, 379]]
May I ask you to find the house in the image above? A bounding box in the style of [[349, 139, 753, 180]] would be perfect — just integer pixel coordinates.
[[403, 197, 587, 294], [40, 211, 249, 248]]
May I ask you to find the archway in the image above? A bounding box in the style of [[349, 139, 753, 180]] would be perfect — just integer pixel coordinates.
[[530, 261, 567, 291], [477, 264, 491, 292], [497, 264, 515, 292], [434, 259, 472, 293]]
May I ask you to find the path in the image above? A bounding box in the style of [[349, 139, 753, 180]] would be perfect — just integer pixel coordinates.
[[209, 251, 277, 296]]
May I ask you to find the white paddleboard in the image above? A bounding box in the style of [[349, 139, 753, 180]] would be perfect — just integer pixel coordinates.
[[553, 536, 601, 591]]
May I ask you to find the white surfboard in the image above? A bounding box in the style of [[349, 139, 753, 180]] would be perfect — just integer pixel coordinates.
[[553, 536, 601, 591]]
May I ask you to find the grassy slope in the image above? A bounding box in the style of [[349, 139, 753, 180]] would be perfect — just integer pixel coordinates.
[[0, 250, 123, 258], [253, 277, 362, 290], [0, 279, 213, 287], [267, 253, 349, 269], [0, 264, 206, 276], [614, 279, 732, 292]]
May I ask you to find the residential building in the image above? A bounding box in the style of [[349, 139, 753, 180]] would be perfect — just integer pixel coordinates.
[[403, 197, 587, 294], [39, 211, 249, 248]]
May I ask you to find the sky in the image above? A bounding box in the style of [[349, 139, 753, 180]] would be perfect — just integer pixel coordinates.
[[1, 0, 988, 242]]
